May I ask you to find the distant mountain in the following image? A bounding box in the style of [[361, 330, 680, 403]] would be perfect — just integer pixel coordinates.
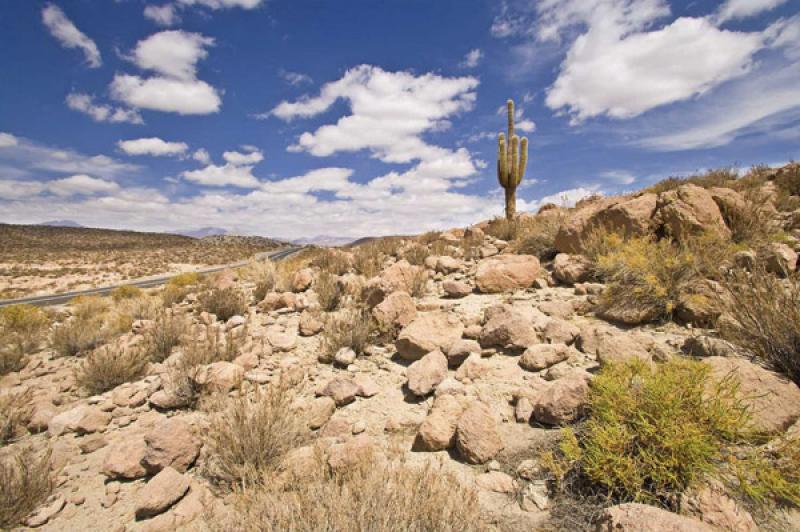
[[38, 220, 85, 228], [292, 235, 359, 247], [177, 227, 229, 238]]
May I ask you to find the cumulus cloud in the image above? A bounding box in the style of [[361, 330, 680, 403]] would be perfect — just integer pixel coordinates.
[[48, 175, 120, 197], [0, 133, 18, 148], [118, 137, 189, 157], [279, 69, 313, 86], [192, 148, 211, 164], [223, 149, 263, 165], [716, 0, 788, 24], [144, 4, 181, 26], [41, 4, 102, 68], [177, 0, 262, 8], [460, 49, 483, 68], [182, 164, 261, 188], [111, 30, 221, 115], [66, 93, 144, 124]]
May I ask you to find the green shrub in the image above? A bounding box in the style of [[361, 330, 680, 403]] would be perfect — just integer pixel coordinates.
[[110, 284, 143, 302], [544, 359, 753, 506], [0, 445, 53, 529], [76, 345, 149, 394], [734, 437, 800, 508], [198, 287, 248, 322], [169, 272, 201, 288], [0, 304, 49, 374]]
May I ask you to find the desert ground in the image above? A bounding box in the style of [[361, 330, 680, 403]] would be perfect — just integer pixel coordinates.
[[1, 163, 800, 531]]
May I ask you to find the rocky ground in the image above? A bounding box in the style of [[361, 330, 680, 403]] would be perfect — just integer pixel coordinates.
[[2, 164, 800, 531]]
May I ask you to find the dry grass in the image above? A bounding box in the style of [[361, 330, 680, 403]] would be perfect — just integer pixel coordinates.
[[718, 266, 800, 385], [320, 308, 375, 361], [110, 284, 143, 302], [204, 381, 308, 490], [0, 304, 49, 375], [213, 453, 483, 532], [511, 214, 565, 261], [0, 444, 53, 529], [401, 243, 430, 266], [353, 244, 384, 278], [198, 287, 248, 322], [310, 248, 352, 276], [142, 311, 187, 363], [76, 345, 149, 395], [314, 271, 343, 312], [51, 313, 107, 357], [409, 267, 429, 298], [643, 167, 739, 195], [0, 389, 33, 445]]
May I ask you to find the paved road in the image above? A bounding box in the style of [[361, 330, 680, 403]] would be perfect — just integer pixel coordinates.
[[0, 246, 304, 309]]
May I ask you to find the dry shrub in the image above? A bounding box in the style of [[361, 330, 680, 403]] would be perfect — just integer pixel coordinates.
[[76, 345, 149, 395], [720, 188, 780, 247], [644, 167, 739, 195], [310, 248, 351, 276], [51, 313, 106, 357], [161, 284, 190, 307], [110, 284, 142, 302], [402, 243, 430, 266], [353, 245, 383, 278], [0, 445, 53, 529], [320, 308, 375, 360], [718, 266, 800, 385], [409, 267, 429, 298], [70, 295, 109, 320], [205, 381, 308, 489], [461, 233, 484, 261], [0, 389, 33, 445], [198, 287, 247, 322], [544, 359, 753, 508], [0, 304, 49, 375], [418, 231, 441, 245], [485, 217, 518, 241], [314, 271, 343, 312], [512, 214, 565, 260], [215, 454, 483, 532], [170, 271, 202, 288], [143, 311, 187, 363]]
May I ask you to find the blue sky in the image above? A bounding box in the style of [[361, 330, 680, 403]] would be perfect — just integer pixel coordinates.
[[0, 0, 798, 240]]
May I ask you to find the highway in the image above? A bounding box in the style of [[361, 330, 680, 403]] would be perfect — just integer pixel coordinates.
[[0, 246, 304, 309]]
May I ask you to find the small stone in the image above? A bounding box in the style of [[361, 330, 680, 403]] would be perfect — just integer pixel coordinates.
[[334, 347, 357, 367], [320, 377, 359, 406]]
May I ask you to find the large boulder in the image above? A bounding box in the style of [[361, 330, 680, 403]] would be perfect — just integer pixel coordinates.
[[479, 305, 539, 352], [395, 312, 464, 361], [764, 242, 798, 276], [102, 437, 148, 480], [656, 184, 731, 242], [142, 418, 202, 474], [292, 268, 314, 292], [363, 260, 423, 306], [680, 481, 758, 532], [135, 466, 190, 519], [372, 291, 417, 330], [455, 402, 503, 465], [475, 255, 543, 293], [598, 503, 715, 532], [532, 371, 591, 425], [414, 395, 465, 451], [406, 350, 448, 397], [442, 280, 472, 298], [552, 253, 592, 285], [319, 377, 359, 407], [519, 343, 573, 372], [577, 325, 654, 366], [554, 196, 616, 254], [192, 361, 244, 393], [704, 356, 800, 432]]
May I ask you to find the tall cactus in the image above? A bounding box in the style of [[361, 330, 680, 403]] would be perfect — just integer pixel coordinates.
[[497, 99, 528, 220]]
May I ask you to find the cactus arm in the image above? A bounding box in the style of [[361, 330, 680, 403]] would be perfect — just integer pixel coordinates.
[[511, 135, 519, 188], [517, 137, 528, 187], [497, 134, 508, 187]]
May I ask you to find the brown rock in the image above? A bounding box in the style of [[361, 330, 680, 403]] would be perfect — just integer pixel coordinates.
[[656, 184, 731, 242], [24, 494, 65, 527], [476, 472, 516, 493], [539, 300, 574, 319], [578, 325, 653, 367], [372, 291, 417, 330], [192, 361, 243, 392], [479, 305, 539, 352], [414, 395, 464, 451], [327, 434, 374, 472], [292, 268, 314, 292], [436, 256, 463, 274], [74, 407, 112, 435], [142, 418, 201, 474], [542, 319, 580, 345], [306, 396, 336, 430], [102, 437, 148, 480], [533, 371, 590, 425], [320, 377, 359, 406], [519, 343, 572, 372], [598, 503, 715, 532], [455, 402, 503, 464], [135, 467, 190, 519], [552, 253, 592, 285], [299, 311, 324, 336], [681, 481, 758, 532], [395, 312, 464, 361], [446, 339, 481, 367], [442, 280, 472, 298], [407, 350, 448, 397], [764, 242, 798, 276], [455, 353, 490, 382], [476, 254, 543, 293]]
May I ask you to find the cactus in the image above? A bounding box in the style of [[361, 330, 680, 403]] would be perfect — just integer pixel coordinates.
[[497, 99, 528, 220]]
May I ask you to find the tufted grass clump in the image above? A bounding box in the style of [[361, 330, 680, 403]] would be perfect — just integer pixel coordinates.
[[76, 345, 149, 394], [320, 308, 376, 361], [0, 304, 49, 375], [543, 359, 753, 507], [314, 271, 343, 312], [0, 389, 33, 445], [51, 313, 106, 357], [0, 445, 54, 529], [142, 311, 187, 363], [110, 284, 143, 302], [198, 287, 248, 322]]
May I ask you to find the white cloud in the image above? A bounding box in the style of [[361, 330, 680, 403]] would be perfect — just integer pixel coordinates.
[[223, 149, 263, 165], [192, 148, 211, 164], [767, 15, 800, 59], [460, 49, 483, 68], [516, 119, 536, 133], [177, 0, 262, 8], [533, 187, 600, 209], [48, 175, 120, 197], [0, 136, 138, 178], [144, 4, 181, 26], [118, 137, 189, 157], [41, 4, 102, 68], [66, 93, 144, 124], [0, 133, 18, 148], [0, 180, 45, 200], [599, 170, 636, 185], [182, 163, 261, 188], [110, 74, 221, 115], [545, 15, 764, 122], [496, 103, 537, 133], [132, 30, 214, 80], [716, 0, 788, 24], [279, 69, 313, 86]]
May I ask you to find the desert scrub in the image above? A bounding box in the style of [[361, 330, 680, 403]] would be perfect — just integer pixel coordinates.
[[170, 271, 201, 288], [0, 445, 53, 529], [0, 304, 49, 374], [198, 287, 247, 322], [110, 284, 142, 302], [320, 308, 375, 361], [409, 267, 429, 298], [142, 311, 187, 363], [511, 214, 565, 260], [76, 345, 149, 394], [543, 359, 753, 507], [309, 248, 351, 276], [51, 313, 106, 357], [718, 266, 800, 385], [732, 436, 800, 508], [0, 389, 33, 445], [213, 452, 483, 532], [205, 381, 308, 489], [644, 167, 739, 195], [352, 244, 383, 278], [314, 271, 342, 312]]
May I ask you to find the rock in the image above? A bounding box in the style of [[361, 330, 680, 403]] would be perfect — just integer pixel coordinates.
[[24, 494, 65, 527], [764, 242, 798, 276], [149, 390, 188, 411], [515, 397, 534, 423], [192, 361, 243, 392], [353, 374, 379, 398], [333, 347, 357, 367], [102, 437, 148, 480], [414, 395, 465, 451], [598, 503, 715, 532], [676, 280, 722, 327], [446, 339, 481, 367], [320, 377, 359, 406], [519, 343, 572, 372], [327, 434, 375, 472], [80, 434, 108, 454], [135, 467, 190, 519], [681, 481, 758, 532], [682, 335, 737, 358], [538, 300, 574, 319], [364, 260, 423, 306], [436, 256, 463, 274], [542, 319, 580, 345], [306, 396, 336, 429], [292, 268, 314, 292], [479, 305, 539, 352], [259, 291, 296, 312], [533, 371, 590, 425], [475, 254, 543, 293], [74, 407, 112, 435], [656, 184, 731, 242], [299, 311, 324, 336], [372, 291, 417, 330], [265, 327, 298, 352], [406, 350, 448, 397], [552, 254, 592, 285], [704, 356, 800, 432], [455, 353, 490, 382], [225, 315, 246, 330], [48, 405, 90, 437], [395, 312, 464, 361], [455, 402, 503, 465], [442, 280, 472, 298], [575, 282, 604, 295], [112, 383, 149, 408], [28, 400, 58, 433], [577, 325, 653, 367], [733, 249, 757, 271], [477, 472, 516, 493], [142, 418, 201, 474]]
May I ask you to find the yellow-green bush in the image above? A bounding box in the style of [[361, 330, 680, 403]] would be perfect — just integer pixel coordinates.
[[544, 359, 753, 505], [734, 437, 800, 508], [169, 271, 201, 288], [0, 304, 49, 374], [110, 284, 142, 302]]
